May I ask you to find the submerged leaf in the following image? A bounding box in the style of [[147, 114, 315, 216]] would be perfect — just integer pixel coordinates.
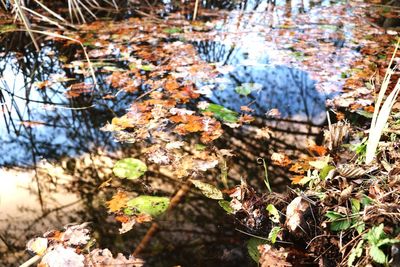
[[191, 180, 224, 200], [113, 158, 147, 180], [201, 104, 238, 123], [235, 85, 252, 96], [127, 196, 170, 217]]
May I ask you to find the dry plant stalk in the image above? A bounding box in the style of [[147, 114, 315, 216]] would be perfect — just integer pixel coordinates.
[[365, 39, 400, 164]]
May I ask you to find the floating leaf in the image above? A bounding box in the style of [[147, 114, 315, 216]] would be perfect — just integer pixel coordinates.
[[235, 83, 263, 96], [235, 85, 252, 96], [163, 27, 183, 34], [201, 103, 238, 123], [113, 158, 147, 180], [127, 196, 170, 217], [191, 180, 223, 200]]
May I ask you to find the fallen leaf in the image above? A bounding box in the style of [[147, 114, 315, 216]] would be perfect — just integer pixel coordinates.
[[107, 191, 129, 212], [126, 195, 170, 217], [113, 158, 147, 180], [191, 180, 223, 200]]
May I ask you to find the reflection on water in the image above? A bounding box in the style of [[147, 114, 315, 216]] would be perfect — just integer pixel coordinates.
[[193, 40, 329, 191], [0, 0, 360, 265]]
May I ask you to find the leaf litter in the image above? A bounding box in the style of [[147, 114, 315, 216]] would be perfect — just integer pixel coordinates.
[[18, 0, 400, 266]]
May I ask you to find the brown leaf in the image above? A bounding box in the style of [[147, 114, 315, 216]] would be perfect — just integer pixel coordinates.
[[258, 244, 292, 267]]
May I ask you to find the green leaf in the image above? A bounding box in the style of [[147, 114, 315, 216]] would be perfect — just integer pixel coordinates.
[[361, 195, 374, 206], [195, 144, 206, 151], [201, 103, 238, 123], [218, 200, 234, 214], [326, 212, 351, 231], [163, 27, 183, 34], [191, 180, 224, 200], [266, 204, 280, 223], [356, 110, 373, 119], [235, 85, 252, 96], [140, 65, 154, 71], [354, 222, 365, 235], [113, 158, 147, 180], [330, 219, 351, 231], [123, 207, 134, 216], [268, 227, 282, 244], [234, 83, 262, 96], [320, 165, 335, 179], [351, 198, 361, 213], [326, 211, 344, 221], [376, 238, 400, 247], [369, 245, 386, 264], [126, 196, 170, 217], [247, 237, 268, 262], [366, 224, 386, 245], [348, 240, 364, 267]]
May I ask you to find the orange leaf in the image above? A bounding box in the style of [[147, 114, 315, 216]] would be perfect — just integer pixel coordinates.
[[135, 214, 153, 223], [271, 152, 291, 167], [239, 114, 254, 124], [290, 175, 304, 184], [107, 191, 129, 212], [165, 79, 180, 91], [115, 215, 130, 223], [307, 145, 327, 156]]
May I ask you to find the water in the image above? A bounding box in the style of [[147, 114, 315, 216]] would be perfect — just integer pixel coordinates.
[[0, 0, 371, 265]]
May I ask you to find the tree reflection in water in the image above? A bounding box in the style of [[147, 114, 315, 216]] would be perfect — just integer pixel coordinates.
[[0, 3, 332, 265], [195, 40, 331, 191]]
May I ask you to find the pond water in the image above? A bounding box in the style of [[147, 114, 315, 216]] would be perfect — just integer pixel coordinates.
[[0, 0, 378, 265]]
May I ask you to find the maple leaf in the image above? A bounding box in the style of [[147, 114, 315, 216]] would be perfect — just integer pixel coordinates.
[[107, 191, 129, 212]]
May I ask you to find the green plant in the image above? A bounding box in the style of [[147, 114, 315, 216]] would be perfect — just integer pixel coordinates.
[[350, 137, 368, 163], [326, 198, 366, 233], [364, 224, 399, 264]]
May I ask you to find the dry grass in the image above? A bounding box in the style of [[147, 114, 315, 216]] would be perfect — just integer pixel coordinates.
[[365, 39, 400, 164]]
